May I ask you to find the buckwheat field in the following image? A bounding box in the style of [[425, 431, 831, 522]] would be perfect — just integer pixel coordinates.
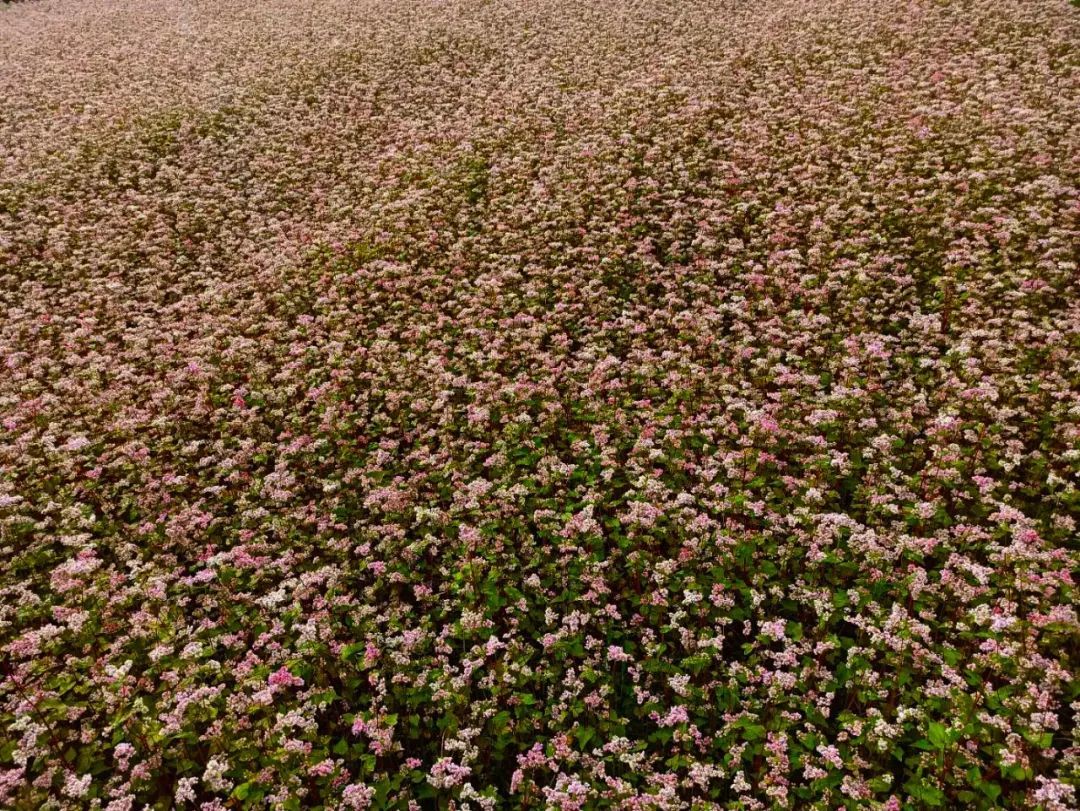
[[0, 0, 1078, 809]]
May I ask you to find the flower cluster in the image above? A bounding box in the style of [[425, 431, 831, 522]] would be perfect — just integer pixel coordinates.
[[0, 0, 1078, 808]]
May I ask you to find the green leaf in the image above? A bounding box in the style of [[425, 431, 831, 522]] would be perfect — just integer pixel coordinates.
[[905, 778, 945, 806], [928, 722, 949, 748], [651, 728, 673, 744], [491, 710, 511, 733], [232, 782, 253, 801], [743, 724, 766, 741], [340, 642, 365, 661], [1022, 729, 1054, 749], [574, 726, 595, 749], [979, 781, 1002, 802]]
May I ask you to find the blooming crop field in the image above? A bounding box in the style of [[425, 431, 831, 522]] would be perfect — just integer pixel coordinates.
[[1, 0, 1078, 808]]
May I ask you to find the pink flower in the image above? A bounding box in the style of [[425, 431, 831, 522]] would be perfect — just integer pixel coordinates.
[[427, 757, 471, 789], [658, 705, 690, 727], [62, 773, 91, 799], [341, 783, 375, 810], [363, 642, 380, 665], [267, 666, 304, 689], [759, 620, 787, 641]]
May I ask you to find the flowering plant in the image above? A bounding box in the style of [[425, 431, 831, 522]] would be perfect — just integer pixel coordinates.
[[0, 0, 1077, 809]]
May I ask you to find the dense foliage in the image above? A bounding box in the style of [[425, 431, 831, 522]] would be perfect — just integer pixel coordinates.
[[1, 0, 1078, 809]]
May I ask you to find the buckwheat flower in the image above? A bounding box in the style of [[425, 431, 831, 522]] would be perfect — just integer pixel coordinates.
[[731, 771, 751, 793], [989, 613, 1017, 633], [113, 742, 135, 771], [309, 759, 336, 778], [756, 413, 780, 434], [817, 744, 843, 769], [202, 757, 231, 793], [105, 796, 135, 811], [413, 584, 432, 599], [363, 642, 381, 665], [283, 738, 311, 755], [62, 772, 91, 799], [459, 525, 483, 547], [658, 705, 690, 727], [427, 757, 471, 789], [62, 435, 91, 452], [1032, 777, 1076, 811], [175, 777, 198, 805], [341, 783, 375, 810], [181, 642, 204, 659], [250, 688, 274, 706], [267, 666, 304, 689], [759, 620, 786, 641]]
